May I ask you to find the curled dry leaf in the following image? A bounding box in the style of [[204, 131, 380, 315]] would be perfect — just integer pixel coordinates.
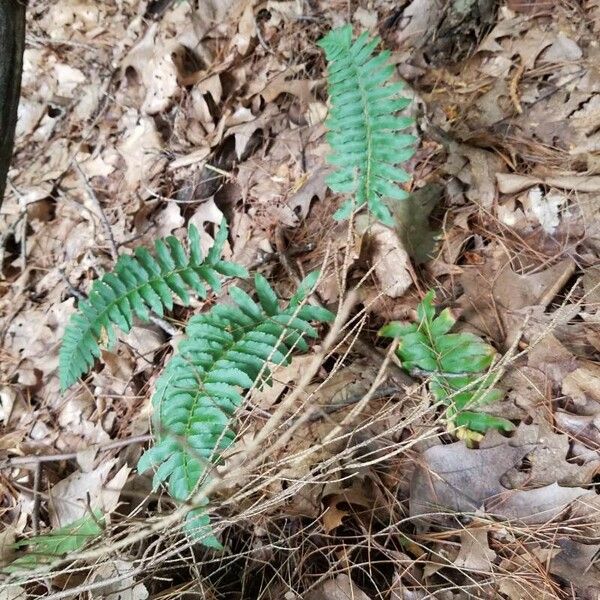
[[356, 217, 413, 298]]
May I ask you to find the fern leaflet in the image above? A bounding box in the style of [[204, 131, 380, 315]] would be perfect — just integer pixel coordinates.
[[59, 221, 247, 391], [319, 24, 416, 226], [137, 272, 334, 540]]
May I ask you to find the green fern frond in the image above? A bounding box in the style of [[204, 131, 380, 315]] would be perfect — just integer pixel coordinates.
[[4, 510, 104, 573], [137, 272, 334, 535], [59, 221, 248, 391], [318, 25, 416, 226]]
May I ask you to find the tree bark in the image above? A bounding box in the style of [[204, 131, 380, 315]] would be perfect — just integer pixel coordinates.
[[0, 0, 26, 207]]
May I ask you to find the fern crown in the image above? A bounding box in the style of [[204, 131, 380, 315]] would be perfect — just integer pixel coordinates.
[[59, 221, 247, 391], [319, 25, 415, 226], [137, 271, 334, 540]]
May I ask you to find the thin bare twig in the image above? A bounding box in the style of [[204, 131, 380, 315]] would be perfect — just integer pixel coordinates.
[[73, 160, 118, 261], [2, 434, 152, 469]]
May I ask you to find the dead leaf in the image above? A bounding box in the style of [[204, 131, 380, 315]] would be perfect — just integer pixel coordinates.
[[90, 559, 148, 600], [410, 429, 536, 520], [304, 574, 371, 600], [486, 482, 588, 524], [501, 423, 600, 487], [561, 361, 600, 405], [497, 173, 600, 194], [458, 245, 575, 343], [287, 167, 330, 220], [322, 504, 349, 534], [261, 69, 315, 105], [117, 112, 166, 191], [356, 218, 413, 298], [556, 411, 600, 450], [389, 184, 441, 264], [48, 462, 130, 527], [550, 539, 600, 593], [453, 525, 496, 573]]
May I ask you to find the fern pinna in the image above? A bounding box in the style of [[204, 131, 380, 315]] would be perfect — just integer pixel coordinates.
[[59, 221, 247, 391], [137, 272, 334, 541], [319, 25, 415, 226]]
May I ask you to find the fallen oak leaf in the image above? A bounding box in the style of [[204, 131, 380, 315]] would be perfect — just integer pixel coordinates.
[[410, 433, 536, 521], [486, 482, 589, 524]]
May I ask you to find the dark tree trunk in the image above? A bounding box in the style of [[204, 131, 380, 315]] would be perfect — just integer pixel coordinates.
[[0, 0, 26, 207]]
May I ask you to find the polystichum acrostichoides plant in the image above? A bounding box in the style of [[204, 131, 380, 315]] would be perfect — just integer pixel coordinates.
[[137, 271, 334, 542], [379, 291, 514, 438], [319, 24, 416, 226], [58, 222, 334, 546]]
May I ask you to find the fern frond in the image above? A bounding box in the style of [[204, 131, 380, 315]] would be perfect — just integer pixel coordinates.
[[137, 272, 334, 529], [59, 221, 248, 391], [319, 25, 416, 226], [4, 510, 104, 573]]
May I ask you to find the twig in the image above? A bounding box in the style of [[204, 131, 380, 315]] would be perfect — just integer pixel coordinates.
[[1, 434, 152, 469], [73, 160, 118, 261], [32, 463, 41, 535], [58, 268, 85, 301], [306, 384, 407, 422]]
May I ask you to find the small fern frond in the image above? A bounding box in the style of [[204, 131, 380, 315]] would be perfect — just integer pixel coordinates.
[[319, 25, 416, 226], [59, 221, 248, 391], [137, 272, 334, 521], [4, 510, 104, 573]]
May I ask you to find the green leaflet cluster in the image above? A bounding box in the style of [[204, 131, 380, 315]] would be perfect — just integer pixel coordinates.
[[318, 25, 416, 227], [379, 291, 514, 435], [4, 511, 103, 573], [59, 221, 247, 391], [137, 272, 334, 542]]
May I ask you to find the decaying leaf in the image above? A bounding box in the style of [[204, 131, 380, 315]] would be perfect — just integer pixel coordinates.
[[356, 217, 413, 298], [453, 525, 496, 573], [389, 184, 441, 264], [410, 429, 536, 520], [305, 574, 371, 600]]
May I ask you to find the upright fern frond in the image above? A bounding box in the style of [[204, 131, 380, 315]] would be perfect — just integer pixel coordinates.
[[59, 221, 248, 391], [137, 272, 334, 539], [319, 25, 416, 226]]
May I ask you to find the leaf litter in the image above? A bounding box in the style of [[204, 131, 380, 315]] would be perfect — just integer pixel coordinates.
[[2, 0, 600, 598]]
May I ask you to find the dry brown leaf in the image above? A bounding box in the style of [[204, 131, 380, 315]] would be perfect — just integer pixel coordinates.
[[322, 505, 349, 534], [497, 173, 600, 194], [561, 361, 600, 405], [486, 482, 588, 524], [117, 112, 166, 191], [556, 412, 600, 449], [260, 69, 315, 105], [458, 246, 575, 343], [304, 574, 371, 600], [410, 429, 536, 520], [89, 559, 149, 600], [356, 218, 413, 298], [501, 422, 600, 487], [443, 142, 505, 209], [48, 462, 130, 528], [453, 526, 496, 573], [550, 539, 600, 593]]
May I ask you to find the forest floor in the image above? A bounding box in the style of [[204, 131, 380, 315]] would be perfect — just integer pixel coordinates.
[[2, 0, 600, 599]]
